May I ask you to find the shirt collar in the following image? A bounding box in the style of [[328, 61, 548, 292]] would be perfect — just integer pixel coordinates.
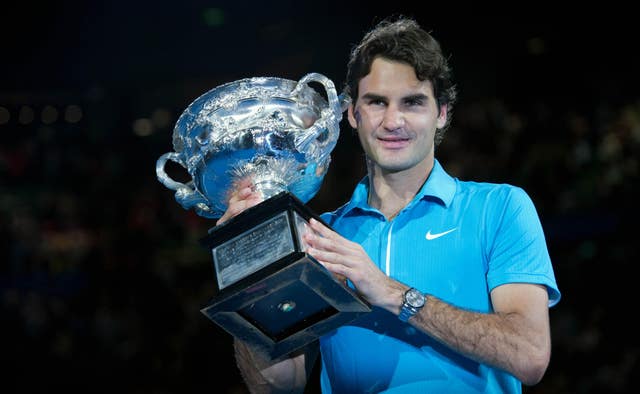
[[417, 158, 456, 207], [342, 159, 457, 216]]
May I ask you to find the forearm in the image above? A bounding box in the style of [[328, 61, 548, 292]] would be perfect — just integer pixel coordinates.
[[412, 295, 550, 385], [234, 339, 312, 393], [234, 340, 273, 393]]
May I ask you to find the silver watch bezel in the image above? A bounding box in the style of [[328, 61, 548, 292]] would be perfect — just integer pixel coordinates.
[[404, 287, 425, 309]]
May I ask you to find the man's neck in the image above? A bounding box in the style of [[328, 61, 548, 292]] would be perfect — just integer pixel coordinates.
[[367, 158, 434, 220]]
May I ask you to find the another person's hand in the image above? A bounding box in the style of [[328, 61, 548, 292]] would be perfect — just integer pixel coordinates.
[[216, 179, 263, 226]]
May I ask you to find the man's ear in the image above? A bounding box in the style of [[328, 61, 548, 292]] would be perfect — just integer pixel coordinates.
[[347, 104, 358, 129], [436, 104, 448, 129]]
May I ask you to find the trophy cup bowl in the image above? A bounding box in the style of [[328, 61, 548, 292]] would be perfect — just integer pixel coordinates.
[[156, 73, 370, 359]]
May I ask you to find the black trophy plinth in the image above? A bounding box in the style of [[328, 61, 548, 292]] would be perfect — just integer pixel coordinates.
[[199, 192, 371, 359]]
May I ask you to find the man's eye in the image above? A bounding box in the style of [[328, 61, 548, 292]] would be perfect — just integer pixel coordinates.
[[405, 99, 424, 106]]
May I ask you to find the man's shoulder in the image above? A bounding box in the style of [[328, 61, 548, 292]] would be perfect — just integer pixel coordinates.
[[453, 179, 536, 209], [456, 178, 527, 197]]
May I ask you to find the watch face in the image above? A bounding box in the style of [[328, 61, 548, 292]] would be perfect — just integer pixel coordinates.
[[406, 289, 425, 308]]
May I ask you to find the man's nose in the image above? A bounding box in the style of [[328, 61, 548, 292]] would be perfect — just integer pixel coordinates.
[[382, 105, 405, 130]]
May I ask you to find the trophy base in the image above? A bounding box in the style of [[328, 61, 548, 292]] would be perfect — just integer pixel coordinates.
[[199, 192, 371, 359], [201, 252, 370, 358]]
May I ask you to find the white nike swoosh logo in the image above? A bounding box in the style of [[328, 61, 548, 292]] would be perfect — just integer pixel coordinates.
[[425, 228, 457, 240]]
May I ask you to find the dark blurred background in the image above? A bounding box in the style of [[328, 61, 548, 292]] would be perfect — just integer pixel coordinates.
[[2, 1, 639, 393]]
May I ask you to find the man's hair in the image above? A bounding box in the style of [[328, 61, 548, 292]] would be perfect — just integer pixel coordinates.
[[344, 16, 458, 145]]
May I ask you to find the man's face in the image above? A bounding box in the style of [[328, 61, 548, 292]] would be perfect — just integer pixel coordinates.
[[348, 57, 447, 174]]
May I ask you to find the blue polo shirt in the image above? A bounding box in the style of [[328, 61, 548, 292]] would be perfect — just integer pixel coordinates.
[[317, 159, 561, 394]]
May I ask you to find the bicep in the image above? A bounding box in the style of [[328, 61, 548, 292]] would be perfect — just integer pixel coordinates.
[[490, 283, 550, 330]]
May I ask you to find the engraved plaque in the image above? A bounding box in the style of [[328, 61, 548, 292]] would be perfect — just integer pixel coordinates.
[[213, 212, 294, 290]]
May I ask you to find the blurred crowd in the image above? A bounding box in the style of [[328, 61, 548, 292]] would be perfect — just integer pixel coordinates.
[[1, 84, 639, 393]]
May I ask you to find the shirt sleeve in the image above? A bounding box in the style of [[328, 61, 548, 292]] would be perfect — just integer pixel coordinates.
[[485, 186, 561, 307]]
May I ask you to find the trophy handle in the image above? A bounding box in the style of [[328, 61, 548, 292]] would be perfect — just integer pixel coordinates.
[[292, 73, 343, 157], [156, 152, 215, 218], [156, 152, 189, 190]]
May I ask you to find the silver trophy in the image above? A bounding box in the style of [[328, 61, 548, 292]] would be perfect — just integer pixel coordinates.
[[156, 73, 370, 358]]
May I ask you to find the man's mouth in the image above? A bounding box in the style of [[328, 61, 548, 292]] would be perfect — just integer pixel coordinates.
[[378, 137, 410, 149]]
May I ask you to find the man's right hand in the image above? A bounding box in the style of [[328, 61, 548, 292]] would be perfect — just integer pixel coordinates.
[[216, 179, 264, 226]]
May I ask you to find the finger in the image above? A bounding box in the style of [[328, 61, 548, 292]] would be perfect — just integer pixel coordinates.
[[314, 257, 350, 279], [305, 231, 342, 253], [217, 201, 247, 225], [217, 192, 262, 225], [233, 177, 255, 191], [305, 220, 358, 256], [307, 244, 351, 270], [308, 218, 339, 240], [228, 186, 255, 204]]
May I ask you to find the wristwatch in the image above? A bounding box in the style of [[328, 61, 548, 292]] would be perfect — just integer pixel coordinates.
[[398, 287, 426, 322]]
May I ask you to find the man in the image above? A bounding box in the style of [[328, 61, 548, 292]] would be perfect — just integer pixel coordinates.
[[220, 16, 561, 393]]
